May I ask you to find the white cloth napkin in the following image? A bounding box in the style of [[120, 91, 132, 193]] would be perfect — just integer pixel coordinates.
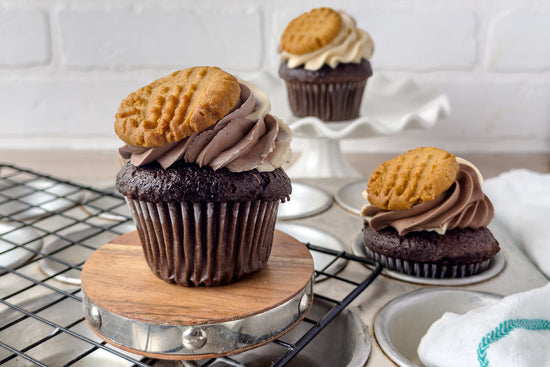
[[418, 283, 550, 367], [482, 169, 550, 278]]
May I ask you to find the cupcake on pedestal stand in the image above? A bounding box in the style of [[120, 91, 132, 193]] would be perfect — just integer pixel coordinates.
[[275, 6, 449, 196], [276, 7, 449, 178], [277, 7, 375, 178]]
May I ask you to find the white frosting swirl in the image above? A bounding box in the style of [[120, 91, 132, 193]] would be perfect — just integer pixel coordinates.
[[119, 81, 292, 173], [280, 11, 374, 71]]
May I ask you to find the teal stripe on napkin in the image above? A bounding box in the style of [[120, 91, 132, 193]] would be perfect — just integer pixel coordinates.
[[477, 318, 550, 367]]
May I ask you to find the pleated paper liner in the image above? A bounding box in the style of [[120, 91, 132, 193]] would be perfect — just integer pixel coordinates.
[[127, 199, 279, 286], [283, 79, 367, 121]]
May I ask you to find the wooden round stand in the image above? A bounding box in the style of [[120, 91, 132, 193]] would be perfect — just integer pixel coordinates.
[[81, 230, 314, 360]]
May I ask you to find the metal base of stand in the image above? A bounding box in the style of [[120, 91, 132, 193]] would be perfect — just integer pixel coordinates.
[[81, 230, 314, 360]]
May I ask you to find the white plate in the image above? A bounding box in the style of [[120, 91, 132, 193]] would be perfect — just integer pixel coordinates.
[[334, 180, 367, 215], [0, 179, 85, 221], [276, 222, 347, 281], [278, 182, 332, 220], [0, 222, 43, 273], [374, 288, 502, 367], [352, 233, 506, 286]]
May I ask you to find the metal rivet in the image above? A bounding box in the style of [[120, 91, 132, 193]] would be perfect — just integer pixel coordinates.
[[182, 327, 207, 351], [299, 293, 310, 314], [89, 306, 101, 329]]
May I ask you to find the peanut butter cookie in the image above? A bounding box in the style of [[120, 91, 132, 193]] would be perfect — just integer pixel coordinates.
[[367, 147, 459, 210], [115, 66, 241, 147], [280, 7, 342, 55]]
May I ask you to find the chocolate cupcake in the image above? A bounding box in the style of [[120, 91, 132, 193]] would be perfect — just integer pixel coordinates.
[[360, 147, 500, 278], [114, 66, 292, 286], [278, 7, 374, 121]]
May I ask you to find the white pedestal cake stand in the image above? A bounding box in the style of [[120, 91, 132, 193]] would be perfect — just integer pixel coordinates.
[[285, 74, 451, 178]]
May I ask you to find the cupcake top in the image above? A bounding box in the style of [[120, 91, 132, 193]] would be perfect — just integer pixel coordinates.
[[115, 66, 292, 173], [360, 147, 495, 235], [279, 7, 374, 71], [116, 161, 291, 203]]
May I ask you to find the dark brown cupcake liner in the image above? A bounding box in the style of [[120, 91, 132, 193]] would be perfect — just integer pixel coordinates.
[[126, 199, 279, 286], [283, 79, 367, 121], [363, 245, 492, 279]]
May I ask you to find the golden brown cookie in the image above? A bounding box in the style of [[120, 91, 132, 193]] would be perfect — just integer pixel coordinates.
[[367, 147, 459, 211], [115, 66, 241, 147], [280, 7, 342, 55]]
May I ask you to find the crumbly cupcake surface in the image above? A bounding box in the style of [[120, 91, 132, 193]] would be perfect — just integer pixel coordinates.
[[278, 59, 372, 83], [116, 161, 291, 203], [363, 226, 499, 265]]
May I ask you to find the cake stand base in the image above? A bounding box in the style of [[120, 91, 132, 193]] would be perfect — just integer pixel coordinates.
[[286, 139, 360, 178], [81, 230, 314, 360]]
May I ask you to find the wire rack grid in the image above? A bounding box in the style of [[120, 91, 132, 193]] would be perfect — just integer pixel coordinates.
[[0, 163, 382, 367]]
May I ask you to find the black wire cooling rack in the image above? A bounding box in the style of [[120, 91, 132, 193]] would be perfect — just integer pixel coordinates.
[[0, 163, 382, 367]]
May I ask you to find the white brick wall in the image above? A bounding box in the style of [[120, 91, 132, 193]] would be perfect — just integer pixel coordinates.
[[0, 9, 50, 65], [0, 0, 549, 154], [487, 8, 550, 72], [58, 7, 263, 70], [356, 10, 477, 70]]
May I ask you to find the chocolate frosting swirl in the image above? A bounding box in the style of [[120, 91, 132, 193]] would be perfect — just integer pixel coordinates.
[[361, 159, 495, 235], [119, 82, 292, 173]]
